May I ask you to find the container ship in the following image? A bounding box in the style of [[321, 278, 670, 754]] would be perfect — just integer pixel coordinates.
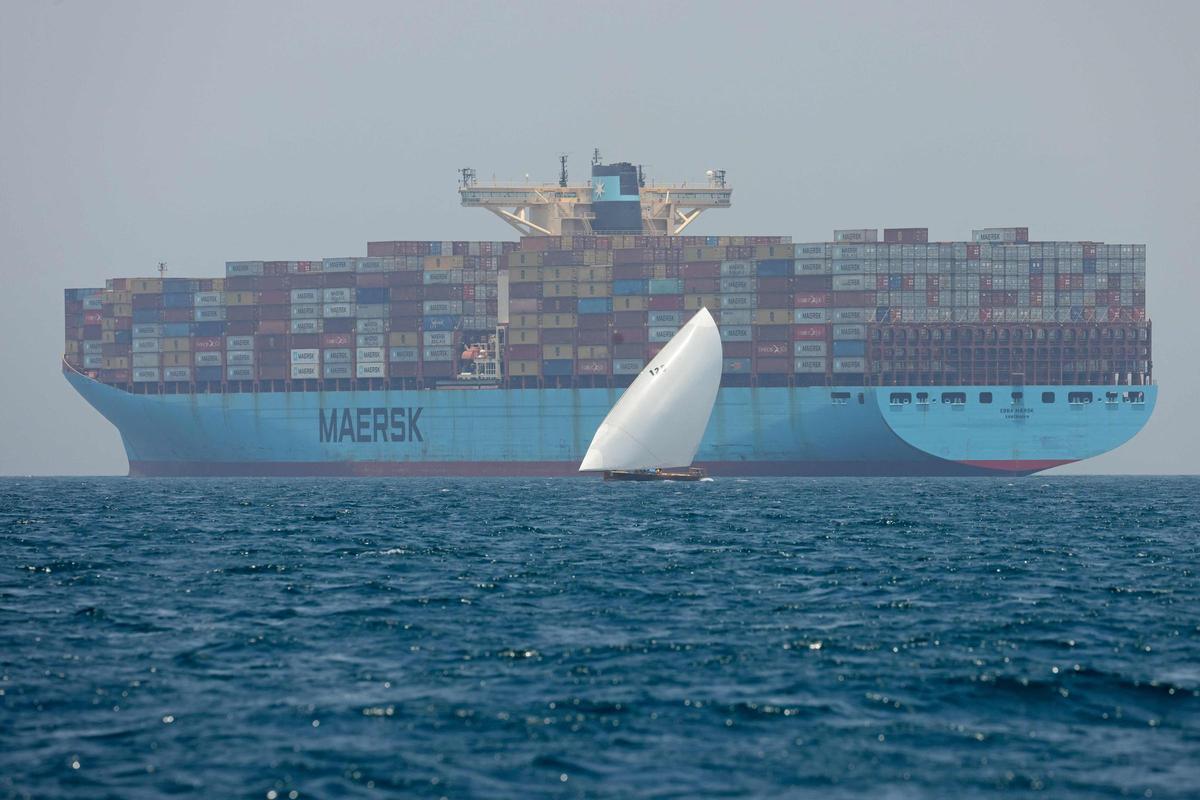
[[62, 157, 1155, 476]]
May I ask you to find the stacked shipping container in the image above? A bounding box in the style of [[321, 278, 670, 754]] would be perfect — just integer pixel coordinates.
[[63, 229, 1151, 393]]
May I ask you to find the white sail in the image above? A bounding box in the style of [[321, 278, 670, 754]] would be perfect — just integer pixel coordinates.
[[579, 307, 722, 471]]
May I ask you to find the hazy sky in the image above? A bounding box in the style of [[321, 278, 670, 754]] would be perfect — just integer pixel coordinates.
[[1, 0, 1197, 475]]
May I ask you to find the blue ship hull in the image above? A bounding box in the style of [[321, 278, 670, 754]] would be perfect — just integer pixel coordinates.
[[64, 368, 1155, 477]]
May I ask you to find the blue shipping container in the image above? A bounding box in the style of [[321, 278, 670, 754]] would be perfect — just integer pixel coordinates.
[[195, 366, 223, 382], [889, 275, 902, 289], [163, 293, 193, 309], [577, 298, 613, 314], [356, 287, 389, 304], [163, 323, 191, 337], [875, 307, 891, 322], [542, 359, 573, 376], [648, 278, 683, 295], [832, 340, 866, 357], [192, 321, 227, 336], [613, 279, 647, 296], [132, 309, 162, 324], [114, 330, 132, 345], [756, 259, 792, 277], [423, 315, 459, 332], [162, 279, 197, 293]]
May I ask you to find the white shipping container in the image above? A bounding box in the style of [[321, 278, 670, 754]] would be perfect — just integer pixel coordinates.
[[290, 319, 322, 334], [718, 309, 752, 325], [834, 229, 878, 243], [389, 347, 419, 363], [163, 367, 191, 382], [720, 294, 755, 310], [322, 258, 356, 273], [226, 366, 254, 380], [323, 348, 353, 364], [82, 297, 103, 311], [648, 311, 682, 326], [226, 350, 254, 366], [132, 324, 162, 338], [132, 368, 160, 382], [795, 358, 829, 372], [648, 326, 678, 343], [291, 289, 321, 304], [795, 244, 828, 259], [355, 362, 386, 378], [83, 341, 104, 354], [194, 307, 226, 322], [194, 351, 223, 367], [357, 319, 386, 334], [721, 326, 752, 342], [833, 245, 864, 260], [832, 275, 867, 291], [355, 257, 388, 273], [132, 353, 160, 368], [794, 341, 828, 357], [323, 288, 352, 303], [832, 357, 866, 373], [323, 364, 353, 379], [832, 261, 864, 274], [357, 347, 385, 363], [83, 355, 103, 368], [323, 303, 355, 318], [225, 261, 264, 276], [795, 260, 831, 274], [132, 338, 160, 352], [194, 292, 223, 307], [719, 277, 753, 293], [422, 331, 454, 347], [226, 336, 254, 350], [357, 333, 385, 348], [291, 304, 321, 319], [423, 301, 463, 315], [290, 348, 320, 364], [719, 261, 754, 277], [357, 304, 387, 319], [832, 309, 869, 323], [291, 364, 319, 380], [612, 359, 644, 375], [973, 228, 1024, 243], [793, 308, 830, 324], [833, 324, 867, 340]]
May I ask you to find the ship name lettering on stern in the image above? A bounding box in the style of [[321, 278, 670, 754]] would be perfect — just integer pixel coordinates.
[[319, 407, 424, 443]]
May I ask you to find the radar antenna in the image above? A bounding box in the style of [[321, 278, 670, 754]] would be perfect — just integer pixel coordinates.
[[458, 167, 476, 188], [157, 261, 167, 278], [592, 148, 602, 166], [559, 154, 568, 188]]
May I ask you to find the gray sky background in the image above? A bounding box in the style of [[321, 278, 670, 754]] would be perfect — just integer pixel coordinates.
[[1, 0, 1197, 475]]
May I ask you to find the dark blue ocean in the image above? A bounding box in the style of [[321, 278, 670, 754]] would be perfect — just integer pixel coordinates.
[[1, 477, 1198, 799]]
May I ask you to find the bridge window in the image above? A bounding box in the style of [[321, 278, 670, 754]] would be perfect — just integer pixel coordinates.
[[1041, 391, 1056, 403], [916, 392, 930, 404], [1125, 391, 1145, 404], [890, 392, 912, 405], [1011, 391, 1024, 404], [979, 391, 993, 404], [941, 392, 966, 405], [1068, 391, 1094, 404], [1106, 392, 1119, 403], [831, 391, 851, 405]]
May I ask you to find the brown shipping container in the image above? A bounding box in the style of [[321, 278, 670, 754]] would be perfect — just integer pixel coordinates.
[[723, 341, 753, 358], [578, 314, 612, 330], [754, 357, 792, 373], [542, 328, 576, 345], [577, 328, 609, 345], [612, 327, 647, 344]]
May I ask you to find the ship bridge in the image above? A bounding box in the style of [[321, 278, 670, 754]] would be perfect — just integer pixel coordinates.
[[458, 156, 731, 237]]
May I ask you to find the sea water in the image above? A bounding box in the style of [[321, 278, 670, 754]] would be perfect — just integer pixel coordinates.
[[1, 477, 1197, 798]]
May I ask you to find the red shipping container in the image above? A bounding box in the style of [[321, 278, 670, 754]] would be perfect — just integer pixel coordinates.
[[508, 344, 539, 360], [754, 357, 792, 373], [578, 328, 609, 345], [225, 276, 258, 291], [322, 333, 353, 347], [680, 262, 721, 278], [1030, 275, 1043, 290], [901, 275, 915, 290], [324, 318, 355, 334], [258, 290, 288, 305], [979, 308, 993, 322], [613, 248, 649, 265], [981, 276, 993, 290], [876, 275, 889, 290], [193, 336, 223, 351], [613, 311, 646, 327], [723, 341, 753, 358], [290, 334, 319, 349], [647, 343, 665, 360], [612, 327, 647, 344], [578, 314, 612, 330], [967, 244, 981, 259], [614, 263, 650, 280], [256, 320, 287, 334], [926, 292, 939, 306], [648, 295, 683, 310], [162, 308, 191, 323], [755, 342, 791, 356], [577, 359, 610, 375], [358, 273, 388, 288], [292, 274, 322, 289], [323, 272, 357, 288], [793, 324, 827, 340], [83, 310, 102, 324], [542, 328, 575, 344], [928, 276, 940, 289], [758, 276, 789, 293], [388, 270, 422, 287], [793, 292, 830, 307], [613, 343, 645, 359], [259, 305, 288, 320]]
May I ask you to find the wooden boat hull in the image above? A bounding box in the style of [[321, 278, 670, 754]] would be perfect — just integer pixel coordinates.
[[602, 468, 707, 482]]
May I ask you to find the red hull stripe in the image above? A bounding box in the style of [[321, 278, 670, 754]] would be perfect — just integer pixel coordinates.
[[956, 459, 1075, 473], [127, 459, 1027, 478]]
